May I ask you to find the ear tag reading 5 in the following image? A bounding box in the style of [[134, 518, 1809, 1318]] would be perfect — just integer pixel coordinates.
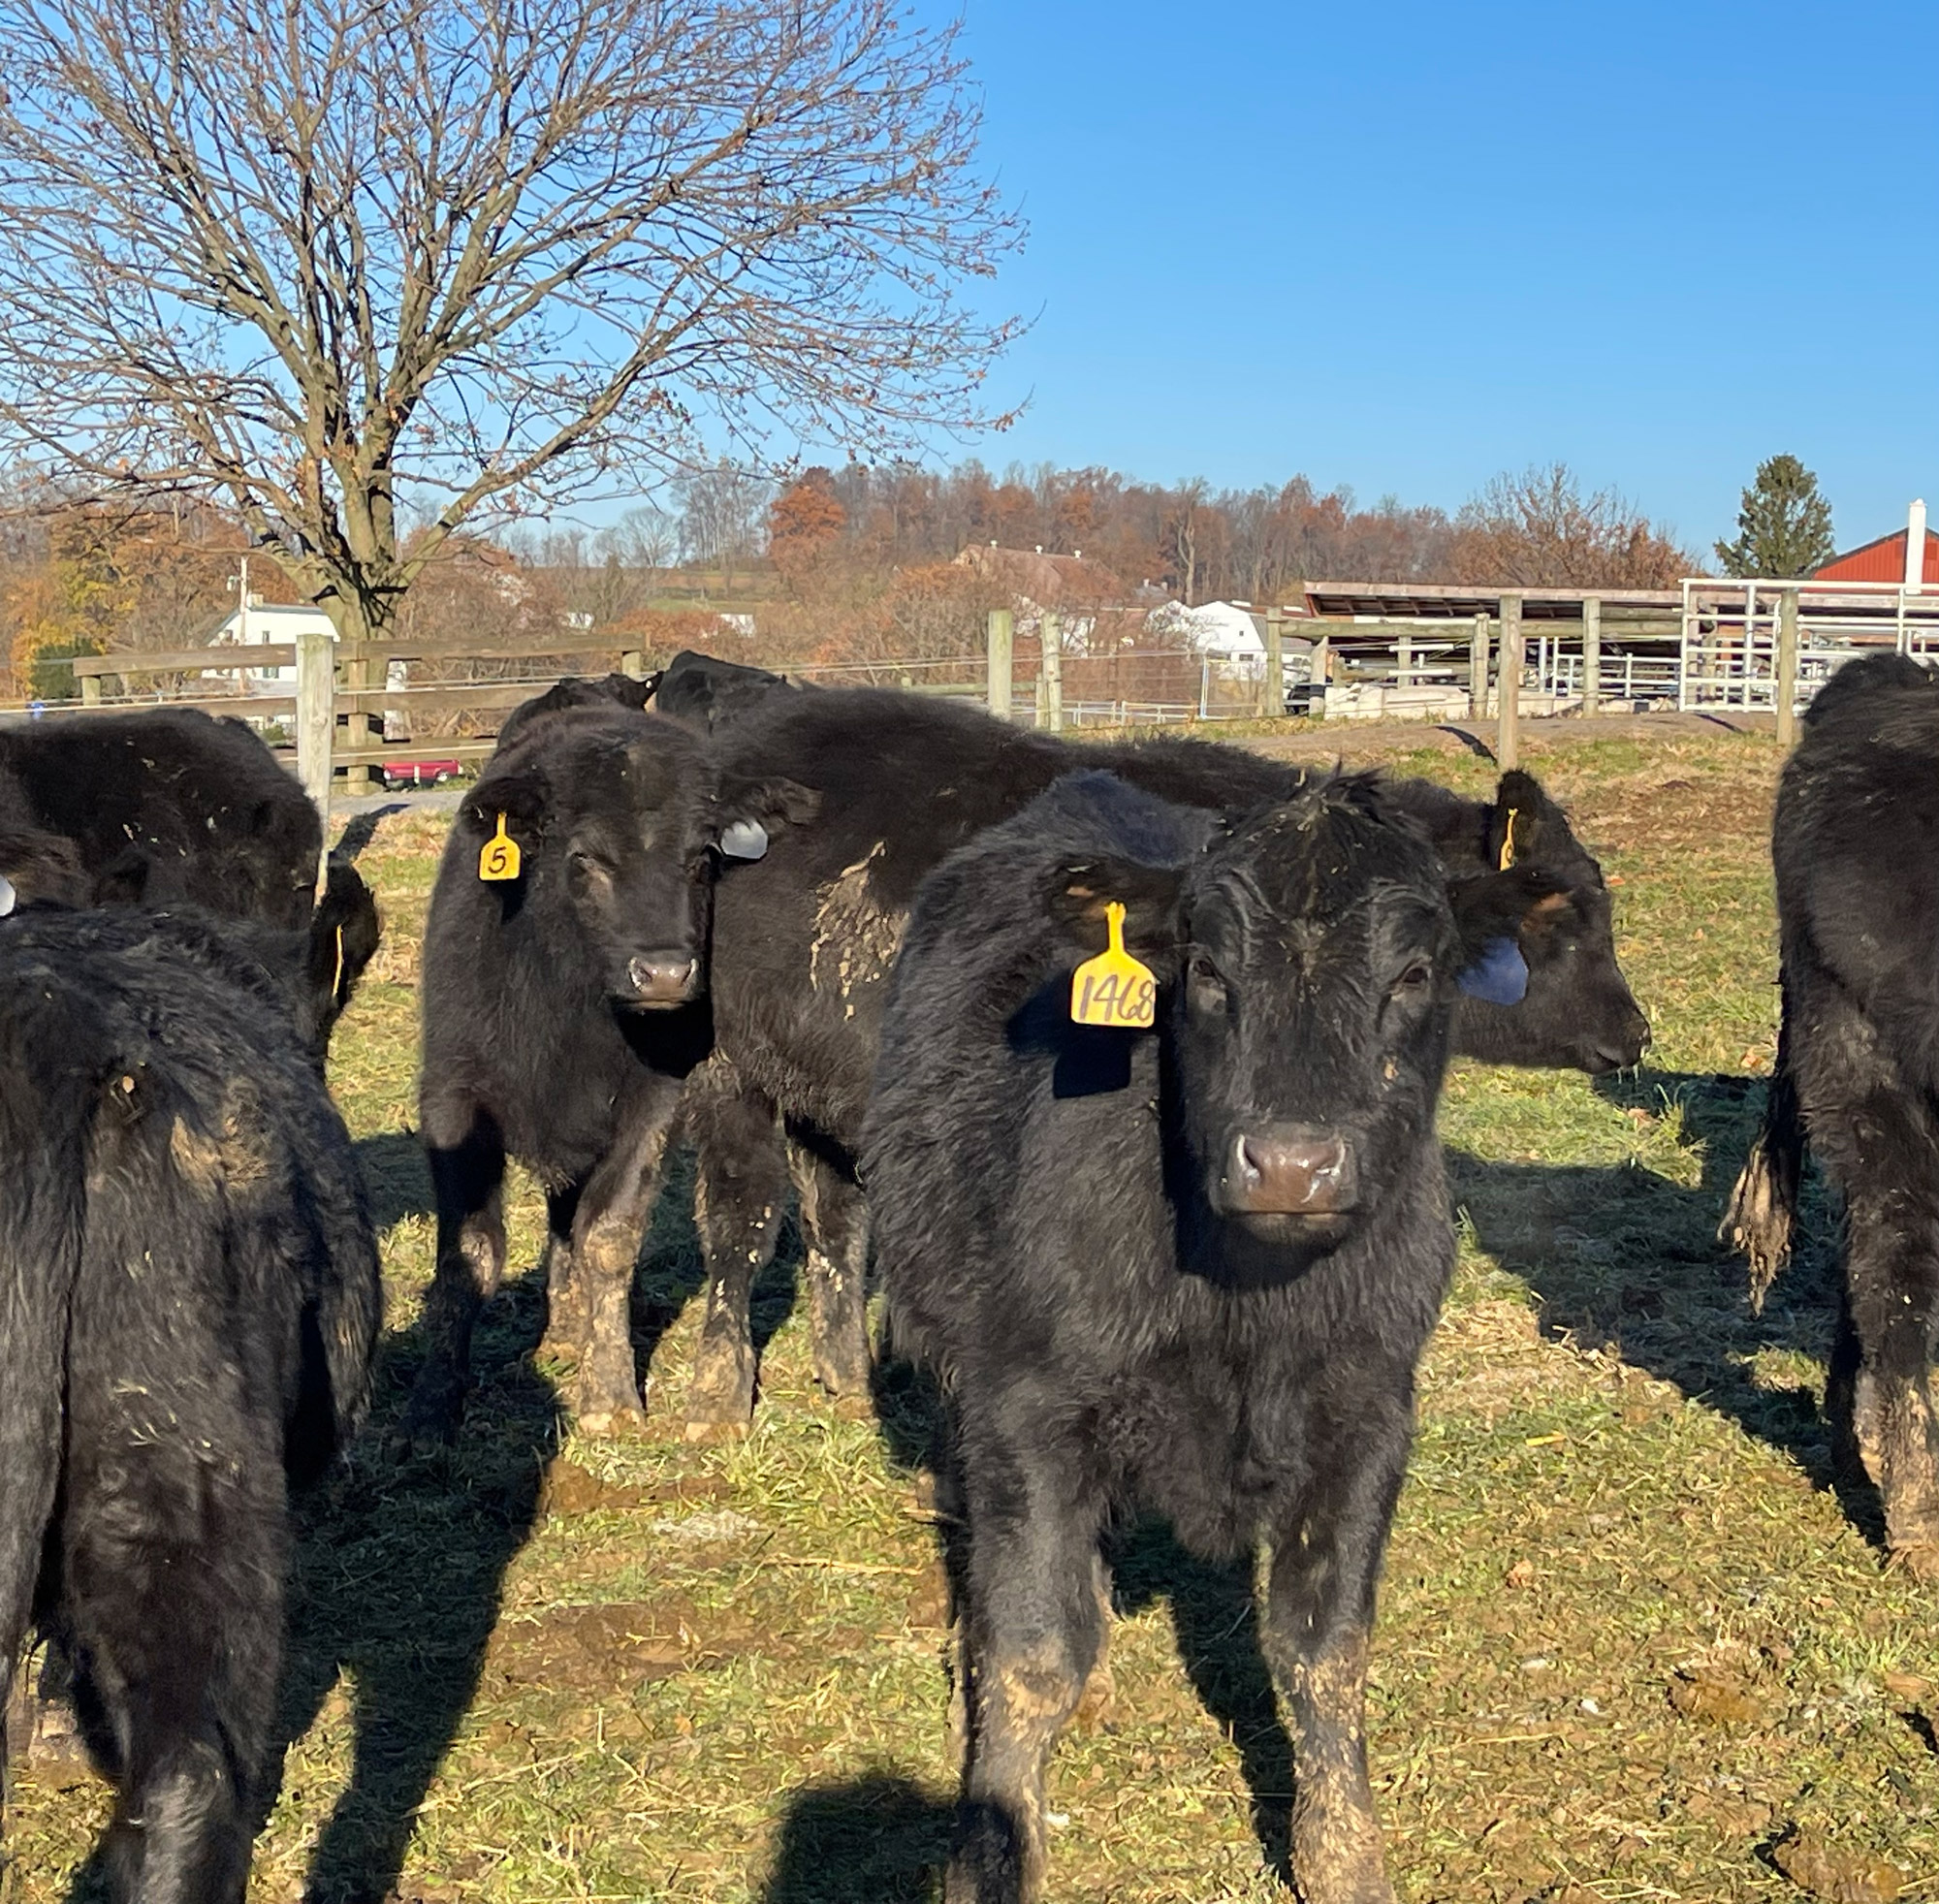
[[478, 814, 522, 882], [1070, 901, 1156, 1029]]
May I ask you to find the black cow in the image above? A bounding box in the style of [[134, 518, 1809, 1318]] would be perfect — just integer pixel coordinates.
[[0, 909, 379, 1900], [652, 649, 797, 733], [0, 710, 323, 927], [491, 671, 662, 754], [862, 771, 1545, 1903], [0, 859, 382, 1073], [1723, 652, 1939, 1578], [403, 704, 802, 1440], [671, 686, 1645, 1437]]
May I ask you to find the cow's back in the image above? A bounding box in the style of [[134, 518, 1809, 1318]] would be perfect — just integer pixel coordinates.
[[0, 711, 320, 926]]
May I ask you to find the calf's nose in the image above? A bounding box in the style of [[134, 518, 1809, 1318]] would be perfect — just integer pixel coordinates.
[[1225, 1126, 1357, 1216], [627, 952, 697, 1006]]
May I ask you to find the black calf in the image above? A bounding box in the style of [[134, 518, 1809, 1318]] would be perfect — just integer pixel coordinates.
[[1724, 653, 1939, 1576], [863, 771, 1545, 1903], [0, 909, 379, 1901]]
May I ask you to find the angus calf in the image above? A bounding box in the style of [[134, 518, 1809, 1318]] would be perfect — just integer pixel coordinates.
[[0, 910, 379, 1901], [1724, 652, 1939, 1577], [0, 710, 323, 927], [862, 771, 1546, 1903], [671, 686, 1645, 1438], [405, 704, 804, 1441]]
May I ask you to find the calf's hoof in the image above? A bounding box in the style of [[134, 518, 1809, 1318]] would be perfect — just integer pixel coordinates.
[[684, 1336, 757, 1442], [811, 1336, 874, 1402], [566, 1368, 650, 1439]]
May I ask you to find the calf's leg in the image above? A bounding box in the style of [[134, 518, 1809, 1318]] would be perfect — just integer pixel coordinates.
[[1259, 1395, 1412, 1904], [789, 1136, 873, 1403], [63, 1451, 284, 1903], [683, 1066, 790, 1440], [948, 1438, 1107, 1904], [558, 1082, 683, 1435], [399, 1101, 506, 1444]]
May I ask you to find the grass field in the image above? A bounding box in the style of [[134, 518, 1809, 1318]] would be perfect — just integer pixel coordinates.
[[7, 722, 1937, 1904]]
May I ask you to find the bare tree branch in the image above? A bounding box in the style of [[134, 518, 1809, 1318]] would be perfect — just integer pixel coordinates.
[[0, 0, 1023, 636]]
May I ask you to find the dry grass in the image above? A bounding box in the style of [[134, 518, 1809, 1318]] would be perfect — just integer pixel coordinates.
[[8, 725, 1939, 1904]]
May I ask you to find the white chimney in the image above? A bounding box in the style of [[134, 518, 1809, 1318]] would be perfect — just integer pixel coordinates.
[[1908, 498, 1927, 592]]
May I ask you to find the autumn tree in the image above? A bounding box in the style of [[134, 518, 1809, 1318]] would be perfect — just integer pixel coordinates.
[[0, 0, 1021, 652], [768, 467, 848, 586], [1449, 464, 1693, 588], [1714, 454, 1835, 578]]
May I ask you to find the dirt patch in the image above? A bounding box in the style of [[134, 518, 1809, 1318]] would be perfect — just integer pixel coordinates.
[[484, 1599, 756, 1693], [1770, 1828, 1903, 1902]]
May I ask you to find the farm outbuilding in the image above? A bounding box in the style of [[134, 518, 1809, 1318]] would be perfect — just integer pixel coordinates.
[[1814, 498, 1938, 585]]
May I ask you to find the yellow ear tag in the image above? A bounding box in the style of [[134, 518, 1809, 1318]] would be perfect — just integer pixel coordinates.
[[1070, 901, 1157, 1029], [1497, 806, 1520, 873], [478, 813, 522, 882]]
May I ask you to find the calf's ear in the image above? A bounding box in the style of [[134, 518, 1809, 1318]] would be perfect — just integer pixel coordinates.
[[712, 776, 821, 861], [1047, 857, 1186, 963], [1486, 769, 1569, 871], [461, 760, 551, 835], [1447, 864, 1563, 1005]]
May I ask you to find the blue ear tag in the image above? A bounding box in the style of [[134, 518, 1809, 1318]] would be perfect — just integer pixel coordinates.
[[1457, 936, 1527, 1005], [720, 819, 769, 861]]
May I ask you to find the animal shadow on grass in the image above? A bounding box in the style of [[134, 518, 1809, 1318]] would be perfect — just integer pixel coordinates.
[[351, 1131, 434, 1231], [1450, 1063, 1879, 1544], [867, 1355, 1298, 1888], [760, 1773, 953, 1903], [264, 1270, 563, 1904]]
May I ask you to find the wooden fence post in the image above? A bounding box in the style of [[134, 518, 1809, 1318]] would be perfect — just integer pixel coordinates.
[[1470, 613, 1489, 718], [80, 673, 101, 707], [620, 650, 647, 680], [1261, 611, 1285, 717], [1581, 597, 1602, 716], [1496, 594, 1523, 769], [1041, 610, 1064, 733], [987, 608, 1014, 720], [1775, 587, 1799, 746], [296, 628, 335, 873]]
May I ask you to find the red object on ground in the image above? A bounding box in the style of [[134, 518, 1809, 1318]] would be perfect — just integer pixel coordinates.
[[381, 760, 463, 788]]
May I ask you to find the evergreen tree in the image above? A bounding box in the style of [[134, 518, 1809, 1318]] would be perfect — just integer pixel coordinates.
[[1715, 455, 1835, 578]]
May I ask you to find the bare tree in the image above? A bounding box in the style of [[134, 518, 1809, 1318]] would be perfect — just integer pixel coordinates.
[[0, 0, 1022, 649], [1450, 463, 1693, 587]]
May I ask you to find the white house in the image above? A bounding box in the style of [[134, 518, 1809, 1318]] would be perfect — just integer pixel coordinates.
[[1148, 599, 1314, 677], [207, 601, 336, 689]]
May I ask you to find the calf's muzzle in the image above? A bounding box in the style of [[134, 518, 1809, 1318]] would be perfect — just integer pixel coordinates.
[[626, 952, 699, 1007], [1222, 1126, 1357, 1216]]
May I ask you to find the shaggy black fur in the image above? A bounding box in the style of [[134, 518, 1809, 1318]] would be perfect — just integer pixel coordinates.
[[861, 771, 1545, 1902], [405, 704, 806, 1440], [652, 649, 797, 733], [0, 710, 323, 927], [0, 908, 379, 1902], [492, 672, 661, 753], [1723, 653, 1939, 1576], [672, 684, 1644, 1436]]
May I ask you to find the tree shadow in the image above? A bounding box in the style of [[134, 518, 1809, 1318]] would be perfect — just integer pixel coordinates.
[[759, 1772, 952, 1903], [1449, 1063, 1881, 1545]]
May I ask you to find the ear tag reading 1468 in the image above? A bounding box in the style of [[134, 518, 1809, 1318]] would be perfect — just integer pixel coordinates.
[[478, 813, 522, 882], [1070, 901, 1156, 1030]]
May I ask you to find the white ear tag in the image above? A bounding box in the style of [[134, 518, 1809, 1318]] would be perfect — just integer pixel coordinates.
[[720, 819, 769, 861], [0, 874, 14, 917]]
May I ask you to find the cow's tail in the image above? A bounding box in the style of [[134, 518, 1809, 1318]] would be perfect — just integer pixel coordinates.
[[1720, 1010, 1804, 1312], [0, 1019, 86, 1768]]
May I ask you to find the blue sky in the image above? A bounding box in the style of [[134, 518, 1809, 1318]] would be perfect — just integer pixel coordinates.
[[925, 0, 1936, 553]]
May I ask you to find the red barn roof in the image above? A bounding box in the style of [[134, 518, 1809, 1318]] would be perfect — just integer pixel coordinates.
[[1815, 527, 1939, 585]]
